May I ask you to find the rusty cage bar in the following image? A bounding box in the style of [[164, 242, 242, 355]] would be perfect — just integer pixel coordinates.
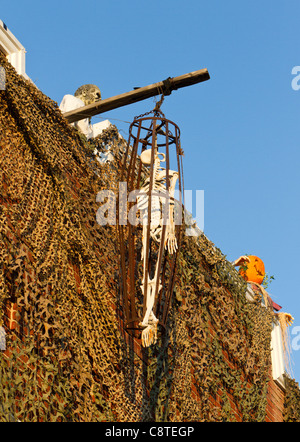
[[117, 110, 185, 337]]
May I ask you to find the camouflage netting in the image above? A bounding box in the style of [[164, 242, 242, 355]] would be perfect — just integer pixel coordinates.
[[283, 376, 300, 421], [0, 52, 294, 421]]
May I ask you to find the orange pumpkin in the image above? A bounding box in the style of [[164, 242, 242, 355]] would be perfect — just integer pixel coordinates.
[[239, 255, 265, 285]]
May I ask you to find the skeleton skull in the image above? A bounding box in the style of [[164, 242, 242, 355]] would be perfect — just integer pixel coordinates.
[[140, 149, 165, 166], [74, 84, 101, 106]]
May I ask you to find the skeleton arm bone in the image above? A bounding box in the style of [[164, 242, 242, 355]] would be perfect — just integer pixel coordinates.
[[163, 171, 179, 255], [233, 256, 251, 267]]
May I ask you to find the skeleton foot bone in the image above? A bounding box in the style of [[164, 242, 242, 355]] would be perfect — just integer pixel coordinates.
[[141, 318, 158, 347]]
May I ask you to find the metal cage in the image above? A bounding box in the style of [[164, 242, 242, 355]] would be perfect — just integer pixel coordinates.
[[117, 111, 184, 339]]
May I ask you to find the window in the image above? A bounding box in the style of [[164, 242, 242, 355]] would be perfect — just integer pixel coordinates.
[[246, 283, 286, 388], [271, 320, 285, 387]]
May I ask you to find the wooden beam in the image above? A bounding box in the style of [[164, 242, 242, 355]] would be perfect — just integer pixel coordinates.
[[62, 68, 210, 123]]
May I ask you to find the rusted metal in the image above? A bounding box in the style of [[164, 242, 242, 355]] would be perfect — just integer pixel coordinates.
[[117, 109, 184, 343]]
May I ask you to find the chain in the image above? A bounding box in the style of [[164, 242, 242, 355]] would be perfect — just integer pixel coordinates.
[[133, 108, 156, 121], [134, 88, 166, 121]]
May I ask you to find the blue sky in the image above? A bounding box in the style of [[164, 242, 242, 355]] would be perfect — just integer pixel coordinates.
[[2, 1, 300, 383]]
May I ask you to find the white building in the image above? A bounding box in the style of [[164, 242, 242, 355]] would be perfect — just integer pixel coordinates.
[[0, 19, 29, 80]]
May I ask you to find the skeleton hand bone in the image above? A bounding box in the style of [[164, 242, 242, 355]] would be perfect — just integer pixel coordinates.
[[233, 256, 251, 267], [281, 312, 294, 326], [165, 231, 178, 255]]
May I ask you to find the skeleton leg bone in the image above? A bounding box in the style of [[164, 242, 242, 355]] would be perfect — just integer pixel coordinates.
[[139, 229, 162, 329], [140, 233, 164, 347], [140, 281, 160, 347], [140, 277, 161, 328]]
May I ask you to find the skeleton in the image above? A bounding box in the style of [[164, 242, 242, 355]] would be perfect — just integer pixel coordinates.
[[59, 84, 101, 139], [74, 84, 101, 105], [137, 137, 179, 347]]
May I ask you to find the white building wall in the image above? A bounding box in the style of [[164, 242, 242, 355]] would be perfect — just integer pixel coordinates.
[[0, 19, 29, 80]]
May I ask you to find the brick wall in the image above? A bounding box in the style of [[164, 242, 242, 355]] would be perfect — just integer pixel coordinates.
[[266, 376, 285, 422]]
